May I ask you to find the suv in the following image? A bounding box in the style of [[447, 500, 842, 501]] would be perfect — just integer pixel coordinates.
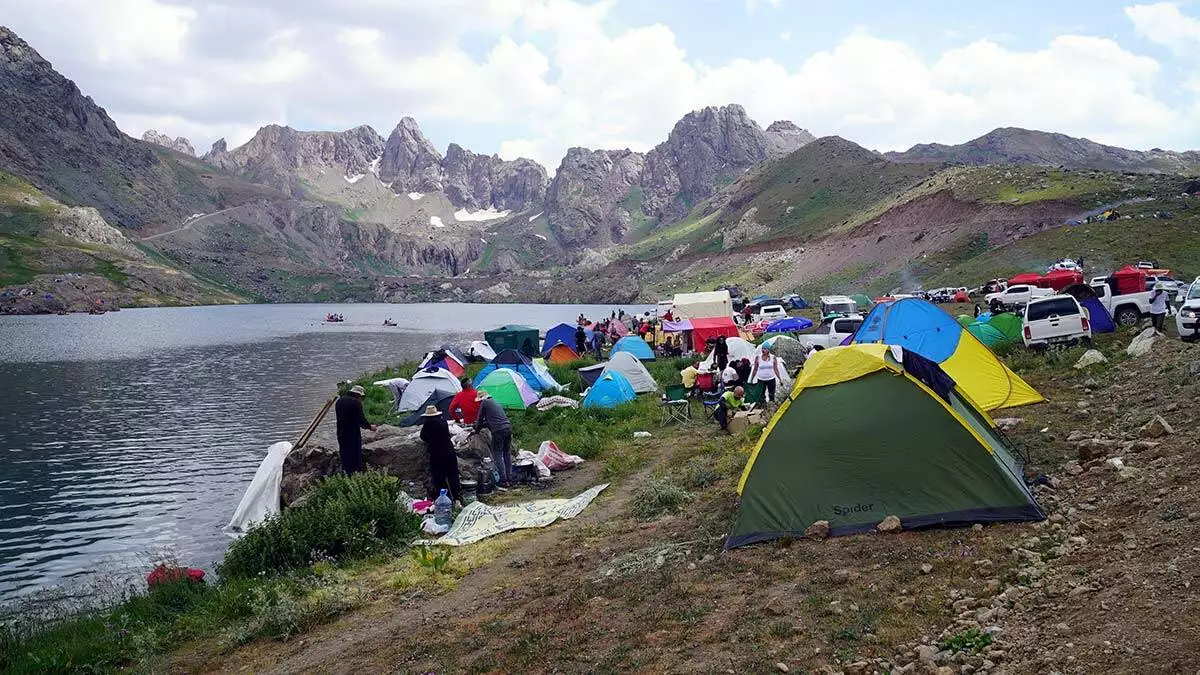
[[755, 304, 789, 322], [1023, 296, 1091, 348], [796, 315, 864, 351], [1176, 277, 1200, 342], [818, 295, 858, 317]]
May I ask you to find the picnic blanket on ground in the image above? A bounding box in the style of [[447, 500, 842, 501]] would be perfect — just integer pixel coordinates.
[[536, 395, 580, 411], [417, 483, 609, 546]]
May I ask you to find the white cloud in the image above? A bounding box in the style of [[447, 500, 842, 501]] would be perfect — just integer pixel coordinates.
[[1126, 2, 1200, 53], [746, 0, 782, 11], [780, 30, 792, 41], [0, 0, 1195, 174]]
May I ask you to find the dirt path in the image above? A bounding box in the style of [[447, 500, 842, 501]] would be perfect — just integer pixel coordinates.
[[140, 207, 239, 242]]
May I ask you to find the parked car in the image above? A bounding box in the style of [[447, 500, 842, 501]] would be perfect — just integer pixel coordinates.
[[1090, 283, 1153, 327], [1176, 277, 1200, 342], [1023, 296, 1092, 348], [986, 284, 1053, 310], [795, 315, 864, 351], [1136, 261, 1158, 270], [1090, 275, 1109, 286], [754, 304, 789, 322], [1145, 275, 1188, 298], [818, 295, 858, 317], [928, 288, 952, 303]]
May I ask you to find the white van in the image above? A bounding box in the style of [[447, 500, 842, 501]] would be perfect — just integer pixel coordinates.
[[1022, 295, 1091, 348]]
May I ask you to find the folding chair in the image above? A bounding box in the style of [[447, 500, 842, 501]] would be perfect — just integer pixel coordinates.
[[701, 385, 726, 422], [660, 384, 692, 426]]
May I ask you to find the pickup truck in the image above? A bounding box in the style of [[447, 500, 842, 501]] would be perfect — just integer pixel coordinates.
[[795, 315, 864, 351], [1175, 277, 1200, 342], [1089, 283, 1152, 327], [985, 284, 1053, 310], [754, 304, 789, 322], [1023, 295, 1091, 348]]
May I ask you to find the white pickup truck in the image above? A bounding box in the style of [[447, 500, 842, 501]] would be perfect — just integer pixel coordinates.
[[985, 284, 1053, 310], [1023, 295, 1092, 348], [795, 314, 864, 351], [1089, 283, 1152, 327], [1176, 277, 1200, 342]]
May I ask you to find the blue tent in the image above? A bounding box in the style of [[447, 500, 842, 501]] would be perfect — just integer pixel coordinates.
[[611, 335, 656, 361], [543, 323, 578, 355], [1080, 298, 1116, 334], [765, 317, 814, 333], [786, 295, 809, 310], [578, 362, 606, 388], [473, 349, 561, 392], [583, 371, 637, 408]]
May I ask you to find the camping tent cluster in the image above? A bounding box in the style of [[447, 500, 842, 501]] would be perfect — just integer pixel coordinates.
[[727, 298, 1047, 548]]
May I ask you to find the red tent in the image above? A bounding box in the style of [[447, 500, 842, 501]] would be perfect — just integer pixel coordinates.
[[1110, 266, 1147, 296], [689, 316, 739, 352], [1008, 272, 1045, 287], [1044, 269, 1083, 291]]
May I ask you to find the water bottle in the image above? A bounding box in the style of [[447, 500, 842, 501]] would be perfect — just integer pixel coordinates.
[[434, 489, 453, 528]]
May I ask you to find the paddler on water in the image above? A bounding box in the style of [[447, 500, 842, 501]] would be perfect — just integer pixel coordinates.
[[335, 385, 376, 474]]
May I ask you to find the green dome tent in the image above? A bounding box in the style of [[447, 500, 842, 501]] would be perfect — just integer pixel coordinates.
[[966, 321, 1009, 348], [987, 313, 1024, 345], [477, 369, 540, 410]]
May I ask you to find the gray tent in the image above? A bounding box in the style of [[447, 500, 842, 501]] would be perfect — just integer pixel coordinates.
[[603, 351, 657, 394]]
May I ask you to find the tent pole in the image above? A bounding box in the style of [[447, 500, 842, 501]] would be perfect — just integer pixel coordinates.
[[295, 396, 336, 450]]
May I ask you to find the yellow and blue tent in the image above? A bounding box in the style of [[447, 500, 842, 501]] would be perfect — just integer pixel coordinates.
[[851, 298, 1043, 411], [728, 344, 1043, 547]]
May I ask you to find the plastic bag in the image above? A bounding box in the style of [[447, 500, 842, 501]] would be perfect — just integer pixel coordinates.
[[536, 441, 584, 471]]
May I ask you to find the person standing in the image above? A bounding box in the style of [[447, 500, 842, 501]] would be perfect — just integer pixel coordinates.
[[716, 385, 745, 433], [335, 385, 376, 474], [714, 335, 729, 373], [420, 404, 461, 504], [1149, 282, 1170, 333], [575, 324, 587, 355], [750, 346, 783, 401], [474, 390, 514, 487], [449, 378, 481, 425]]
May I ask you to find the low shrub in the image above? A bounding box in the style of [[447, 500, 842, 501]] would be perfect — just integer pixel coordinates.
[[219, 472, 420, 579], [631, 478, 695, 520]]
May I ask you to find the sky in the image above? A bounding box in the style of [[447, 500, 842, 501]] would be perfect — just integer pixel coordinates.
[[3, 0, 1200, 170]]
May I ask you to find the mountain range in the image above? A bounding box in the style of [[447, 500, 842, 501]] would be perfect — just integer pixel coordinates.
[[2, 24, 1199, 313]]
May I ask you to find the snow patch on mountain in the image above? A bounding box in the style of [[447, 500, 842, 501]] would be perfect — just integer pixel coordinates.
[[454, 208, 510, 222]]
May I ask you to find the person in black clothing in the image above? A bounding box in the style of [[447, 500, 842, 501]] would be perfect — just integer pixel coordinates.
[[734, 357, 752, 387], [575, 324, 587, 355], [419, 404, 461, 504], [335, 385, 375, 474], [714, 336, 729, 373]]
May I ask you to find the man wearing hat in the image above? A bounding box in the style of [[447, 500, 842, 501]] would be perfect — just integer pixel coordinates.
[[419, 404, 460, 504], [473, 390, 514, 487], [1149, 281, 1170, 333], [335, 385, 376, 474]]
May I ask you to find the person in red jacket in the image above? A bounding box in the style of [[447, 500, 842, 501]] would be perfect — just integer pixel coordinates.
[[449, 378, 481, 424]]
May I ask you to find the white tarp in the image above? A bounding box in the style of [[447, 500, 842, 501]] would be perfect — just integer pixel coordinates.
[[603, 351, 658, 393], [701, 336, 759, 370], [417, 483, 608, 546], [226, 441, 292, 536], [397, 368, 462, 411], [671, 290, 732, 319]]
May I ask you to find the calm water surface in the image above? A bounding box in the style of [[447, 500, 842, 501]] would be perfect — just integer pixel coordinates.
[[0, 302, 644, 600]]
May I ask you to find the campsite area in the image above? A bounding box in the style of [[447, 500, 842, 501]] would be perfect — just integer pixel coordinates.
[[4, 301, 1199, 674]]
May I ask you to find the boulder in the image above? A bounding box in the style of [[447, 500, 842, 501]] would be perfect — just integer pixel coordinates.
[[1074, 349, 1108, 369], [1125, 328, 1157, 357], [1139, 415, 1174, 438], [877, 515, 902, 533], [993, 417, 1023, 430], [804, 520, 830, 540]]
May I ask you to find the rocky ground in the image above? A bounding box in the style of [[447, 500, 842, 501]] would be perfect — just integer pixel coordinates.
[[157, 327, 1200, 673]]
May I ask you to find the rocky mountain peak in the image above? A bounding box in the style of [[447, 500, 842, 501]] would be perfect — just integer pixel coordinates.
[[208, 138, 228, 156], [378, 118, 443, 192], [142, 129, 195, 156], [202, 124, 384, 195]]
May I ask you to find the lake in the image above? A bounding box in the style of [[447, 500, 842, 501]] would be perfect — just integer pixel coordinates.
[[0, 302, 647, 601]]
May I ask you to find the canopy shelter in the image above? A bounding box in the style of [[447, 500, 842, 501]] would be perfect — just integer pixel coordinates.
[[477, 369, 540, 410], [582, 371, 637, 409], [1062, 284, 1116, 333], [1110, 266, 1148, 296], [1008, 272, 1047, 287], [728, 344, 1043, 547], [661, 319, 694, 332], [546, 343, 581, 364], [397, 368, 462, 412], [689, 316, 739, 352], [601, 351, 657, 394], [611, 335, 656, 361], [1044, 269, 1083, 291], [765, 317, 814, 333], [543, 323, 578, 355], [671, 290, 733, 319], [851, 298, 1044, 411], [484, 325, 540, 358]]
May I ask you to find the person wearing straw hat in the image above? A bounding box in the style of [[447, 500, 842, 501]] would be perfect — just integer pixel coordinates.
[[335, 385, 376, 474], [419, 404, 460, 504], [1149, 281, 1170, 333], [473, 389, 514, 487]]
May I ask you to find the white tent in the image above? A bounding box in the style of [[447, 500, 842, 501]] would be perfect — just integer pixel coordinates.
[[467, 341, 497, 361], [397, 368, 462, 411], [602, 351, 658, 394], [701, 336, 758, 370], [672, 290, 732, 319]]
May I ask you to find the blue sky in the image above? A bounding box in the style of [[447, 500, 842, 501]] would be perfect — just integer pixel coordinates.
[[2, 0, 1198, 169]]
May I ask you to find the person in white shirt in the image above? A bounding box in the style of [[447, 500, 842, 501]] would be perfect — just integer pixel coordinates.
[[750, 345, 783, 401], [1149, 282, 1170, 333], [721, 362, 739, 388]]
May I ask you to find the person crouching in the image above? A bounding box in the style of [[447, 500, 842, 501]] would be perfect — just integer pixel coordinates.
[[716, 385, 745, 433]]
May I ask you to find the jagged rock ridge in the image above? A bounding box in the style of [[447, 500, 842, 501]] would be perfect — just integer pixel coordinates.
[[141, 130, 195, 156]]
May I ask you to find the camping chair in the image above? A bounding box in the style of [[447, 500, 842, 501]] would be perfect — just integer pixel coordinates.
[[701, 385, 726, 423], [660, 384, 692, 427], [741, 382, 766, 409]]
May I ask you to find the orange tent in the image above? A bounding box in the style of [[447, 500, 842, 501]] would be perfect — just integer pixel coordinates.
[[547, 343, 581, 364]]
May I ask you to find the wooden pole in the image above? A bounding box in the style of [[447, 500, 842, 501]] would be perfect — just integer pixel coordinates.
[[294, 396, 335, 450]]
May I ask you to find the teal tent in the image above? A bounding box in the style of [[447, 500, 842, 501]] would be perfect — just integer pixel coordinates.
[[611, 335, 655, 361], [583, 371, 637, 408]]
